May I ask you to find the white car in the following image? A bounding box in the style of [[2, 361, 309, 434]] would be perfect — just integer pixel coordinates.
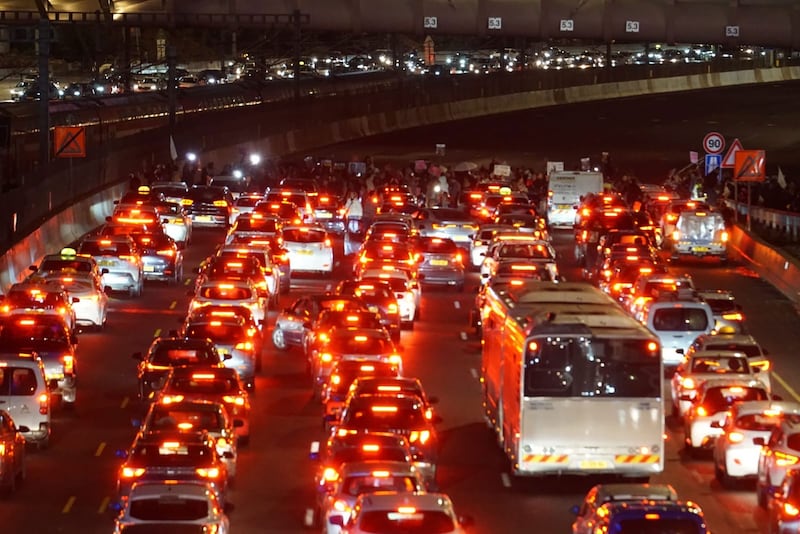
[[332, 491, 471, 533], [190, 279, 266, 326], [215, 245, 281, 305], [32, 272, 108, 330], [78, 235, 144, 297], [670, 351, 763, 418], [686, 334, 771, 388], [153, 201, 192, 247], [480, 238, 558, 283], [225, 212, 282, 245], [468, 224, 513, 269], [713, 401, 800, 488], [283, 225, 334, 276], [359, 267, 421, 324], [319, 461, 425, 534], [113, 480, 230, 533], [683, 378, 770, 452], [230, 193, 265, 221], [641, 294, 715, 368]]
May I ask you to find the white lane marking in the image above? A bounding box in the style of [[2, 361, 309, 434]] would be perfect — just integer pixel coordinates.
[[470, 368, 478, 380], [460, 332, 468, 341], [454, 301, 461, 309], [774, 372, 800, 402], [304, 508, 315, 527], [501, 473, 511, 488]]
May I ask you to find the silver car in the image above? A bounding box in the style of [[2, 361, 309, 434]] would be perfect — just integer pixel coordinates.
[[78, 235, 144, 297], [414, 207, 478, 248], [413, 236, 465, 291]]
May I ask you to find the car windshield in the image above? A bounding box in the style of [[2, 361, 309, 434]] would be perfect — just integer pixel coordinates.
[[233, 218, 279, 233], [128, 497, 209, 521], [150, 345, 217, 367], [690, 356, 749, 374], [38, 259, 92, 273], [148, 407, 223, 432], [187, 188, 226, 203], [342, 402, 427, 428], [342, 475, 417, 496], [357, 510, 456, 534], [80, 241, 132, 256], [704, 386, 768, 413], [198, 286, 253, 300], [284, 229, 326, 243], [328, 335, 392, 354], [652, 308, 709, 332], [184, 324, 246, 344], [499, 243, 551, 259]]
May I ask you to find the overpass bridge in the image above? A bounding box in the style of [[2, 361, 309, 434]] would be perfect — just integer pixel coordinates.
[[2, 0, 800, 47]]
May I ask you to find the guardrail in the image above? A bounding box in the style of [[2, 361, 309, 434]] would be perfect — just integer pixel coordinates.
[[724, 200, 800, 243], [1, 58, 797, 256]]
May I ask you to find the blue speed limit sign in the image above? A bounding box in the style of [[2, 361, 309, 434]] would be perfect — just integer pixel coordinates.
[[703, 132, 725, 154]]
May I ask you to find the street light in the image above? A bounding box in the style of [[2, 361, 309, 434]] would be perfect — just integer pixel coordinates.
[[233, 169, 243, 179], [249, 153, 261, 166], [186, 152, 197, 162]]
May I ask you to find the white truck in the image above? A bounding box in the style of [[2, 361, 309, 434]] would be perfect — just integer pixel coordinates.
[[670, 209, 728, 262], [546, 171, 604, 228]]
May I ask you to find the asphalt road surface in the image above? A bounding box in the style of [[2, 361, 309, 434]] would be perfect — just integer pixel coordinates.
[[3, 82, 800, 533]]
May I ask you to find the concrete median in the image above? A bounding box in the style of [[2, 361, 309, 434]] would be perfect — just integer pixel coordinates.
[[729, 224, 800, 305]]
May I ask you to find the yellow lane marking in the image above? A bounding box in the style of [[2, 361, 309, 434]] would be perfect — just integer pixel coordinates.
[[62, 496, 76, 514], [169, 300, 177, 310], [153, 328, 161, 338], [774, 372, 800, 403], [94, 442, 106, 457], [98, 496, 110, 514], [184, 277, 192, 286], [120, 396, 129, 409]]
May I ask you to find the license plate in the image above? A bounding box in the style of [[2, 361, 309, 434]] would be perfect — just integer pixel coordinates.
[[430, 259, 448, 266], [556, 204, 572, 209], [296, 249, 314, 255], [99, 260, 115, 267], [143, 265, 155, 272], [368, 305, 378, 313], [316, 212, 332, 219], [196, 215, 213, 222], [692, 246, 709, 253], [218, 349, 229, 355], [580, 460, 608, 469]]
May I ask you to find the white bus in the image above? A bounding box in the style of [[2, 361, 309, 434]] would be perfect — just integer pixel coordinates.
[[480, 281, 664, 479]]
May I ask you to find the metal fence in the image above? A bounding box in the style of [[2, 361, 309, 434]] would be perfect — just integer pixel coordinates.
[[724, 199, 800, 243]]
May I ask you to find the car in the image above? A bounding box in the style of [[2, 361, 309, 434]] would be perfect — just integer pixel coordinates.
[[224, 212, 282, 245], [683, 378, 770, 452], [480, 259, 554, 288], [0, 314, 77, 407], [685, 333, 772, 390], [129, 232, 183, 284], [0, 353, 51, 449], [309, 432, 416, 495], [757, 420, 800, 508], [671, 351, 764, 418], [272, 295, 368, 351], [314, 194, 346, 235], [149, 200, 192, 248], [264, 190, 314, 222], [413, 236, 465, 291], [641, 290, 715, 369], [336, 394, 439, 485], [29, 271, 108, 331], [358, 268, 421, 325], [311, 328, 402, 399], [319, 461, 426, 534], [1, 280, 78, 335], [209, 175, 250, 200], [467, 224, 514, 269], [150, 181, 189, 205], [28, 247, 104, 281], [197, 252, 276, 307], [304, 309, 386, 360], [712, 401, 800, 488], [624, 272, 695, 320], [116, 431, 228, 503], [767, 467, 800, 534], [696, 289, 746, 334], [335, 280, 401, 341], [180, 316, 259, 390], [139, 399, 239, 477], [354, 242, 417, 279], [78, 235, 144, 297], [414, 207, 477, 247], [333, 491, 472, 534], [660, 199, 709, 246], [323, 361, 401, 430], [230, 192, 265, 220], [183, 185, 234, 228], [158, 367, 251, 444], [112, 480, 230, 533], [133, 337, 228, 401], [282, 225, 334, 276], [480, 237, 558, 283], [342, 377, 439, 427], [571, 483, 679, 534], [189, 279, 266, 327], [0, 409, 27, 494], [579, 499, 708, 534], [253, 200, 303, 225]]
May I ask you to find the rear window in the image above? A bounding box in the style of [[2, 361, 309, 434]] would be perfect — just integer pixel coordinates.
[[235, 196, 263, 208], [79, 241, 132, 256], [148, 406, 224, 433], [198, 286, 253, 300], [652, 308, 709, 332], [187, 188, 226, 203], [357, 511, 456, 534], [169, 376, 238, 395], [342, 475, 418, 496], [498, 243, 552, 259], [267, 192, 306, 207], [735, 412, 784, 432], [284, 229, 326, 243], [233, 218, 279, 233], [342, 402, 427, 428], [703, 344, 761, 358], [704, 386, 768, 413], [330, 446, 409, 464], [184, 323, 246, 344], [6, 290, 65, 308], [38, 259, 92, 273], [128, 443, 213, 467], [0, 367, 38, 395], [128, 498, 209, 522], [329, 335, 392, 355], [689, 356, 749, 374], [418, 238, 457, 253], [150, 345, 217, 366]]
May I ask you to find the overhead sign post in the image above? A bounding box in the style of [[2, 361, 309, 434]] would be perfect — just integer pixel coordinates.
[[721, 138, 744, 168], [703, 131, 725, 154], [53, 126, 86, 158]]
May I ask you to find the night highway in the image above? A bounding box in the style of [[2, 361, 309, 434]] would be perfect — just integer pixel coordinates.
[[3, 83, 800, 533]]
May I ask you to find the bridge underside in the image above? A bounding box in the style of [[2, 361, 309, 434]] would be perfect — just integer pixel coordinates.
[[0, 0, 799, 48]]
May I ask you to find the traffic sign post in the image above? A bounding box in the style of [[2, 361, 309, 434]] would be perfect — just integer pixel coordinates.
[[53, 126, 86, 158], [703, 132, 725, 154], [734, 150, 765, 182]]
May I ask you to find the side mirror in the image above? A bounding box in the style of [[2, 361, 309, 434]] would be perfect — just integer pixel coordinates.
[[223, 354, 232, 361], [710, 420, 723, 429], [309, 440, 321, 460], [676, 348, 684, 355], [753, 436, 766, 446], [678, 394, 693, 401], [48, 379, 59, 391], [105, 216, 112, 222], [101, 268, 110, 275], [17, 425, 30, 433], [28, 265, 38, 272], [223, 451, 234, 460], [132, 352, 143, 361], [328, 516, 345, 527], [72, 297, 80, 303], [233, 419, 244, 428]]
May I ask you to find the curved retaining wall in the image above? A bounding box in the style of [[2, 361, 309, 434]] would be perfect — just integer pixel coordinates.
[[729, 224, 800, 305]]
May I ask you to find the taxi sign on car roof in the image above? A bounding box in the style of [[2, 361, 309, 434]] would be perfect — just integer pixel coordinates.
[[60, 247, 78, 257]]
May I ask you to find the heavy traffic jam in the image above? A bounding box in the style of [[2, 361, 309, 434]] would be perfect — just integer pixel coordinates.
[[0, 160, 794, 533]]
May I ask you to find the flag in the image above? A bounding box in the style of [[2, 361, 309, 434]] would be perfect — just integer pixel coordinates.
[[169, 135, 178, 161], [778, 166, 787, 189]]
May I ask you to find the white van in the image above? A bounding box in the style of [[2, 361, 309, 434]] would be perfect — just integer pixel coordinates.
[[642, 294, 715, 369], [0, 353, 51, 449], [546, 171, 604, 228]]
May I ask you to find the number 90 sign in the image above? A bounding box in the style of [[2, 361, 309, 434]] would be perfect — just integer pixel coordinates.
[[703, 132, 725, 154]]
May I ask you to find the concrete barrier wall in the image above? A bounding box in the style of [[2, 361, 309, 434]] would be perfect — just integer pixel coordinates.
[[0, 182, 128, 292], [729, 224, 800, 305]]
